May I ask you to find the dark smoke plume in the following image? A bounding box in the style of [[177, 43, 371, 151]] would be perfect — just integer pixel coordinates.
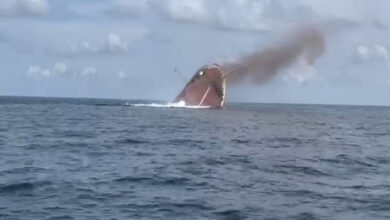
[[222, 26, 326, 85]]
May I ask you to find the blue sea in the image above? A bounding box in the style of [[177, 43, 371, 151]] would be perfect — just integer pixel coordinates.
[[1, 96, 390, 219]]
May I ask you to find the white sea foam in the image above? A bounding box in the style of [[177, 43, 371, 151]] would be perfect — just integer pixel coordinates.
[[130, 101, 211, 109]]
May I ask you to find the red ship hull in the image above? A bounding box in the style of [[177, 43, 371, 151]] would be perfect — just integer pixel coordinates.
[[174, 64, 226, 108]]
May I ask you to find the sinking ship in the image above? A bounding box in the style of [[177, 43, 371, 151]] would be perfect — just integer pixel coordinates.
[[173, 64, 227, 108]]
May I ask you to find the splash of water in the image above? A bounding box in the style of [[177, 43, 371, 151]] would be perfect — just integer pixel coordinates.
[[129, 101, 211, 109]]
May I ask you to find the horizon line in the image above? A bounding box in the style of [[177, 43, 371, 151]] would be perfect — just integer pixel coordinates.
[[1, 95, 390, 108]]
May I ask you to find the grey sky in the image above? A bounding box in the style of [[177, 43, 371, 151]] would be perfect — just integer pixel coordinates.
[[1, 0, 390, 105]]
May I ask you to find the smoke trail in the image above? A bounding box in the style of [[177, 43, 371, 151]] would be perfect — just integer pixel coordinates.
[[222, 26, 326, 85]]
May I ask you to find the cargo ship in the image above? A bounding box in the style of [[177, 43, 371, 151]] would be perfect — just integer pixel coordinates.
[[173, 64, 227, 108]]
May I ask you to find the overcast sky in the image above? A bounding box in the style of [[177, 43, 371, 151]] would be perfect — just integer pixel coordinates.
[[1, 0, 390, 105]]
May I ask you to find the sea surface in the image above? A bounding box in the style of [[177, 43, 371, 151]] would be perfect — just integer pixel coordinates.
[[1, 96, 390, 220]]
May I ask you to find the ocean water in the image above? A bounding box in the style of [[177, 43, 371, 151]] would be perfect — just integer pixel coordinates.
[[1, 96, 390, 220]]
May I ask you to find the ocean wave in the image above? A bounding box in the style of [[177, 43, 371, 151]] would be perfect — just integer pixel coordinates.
[[115, 138, 150, 144], [0, 181, 51, 194], [114, 176, 191, 186]]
